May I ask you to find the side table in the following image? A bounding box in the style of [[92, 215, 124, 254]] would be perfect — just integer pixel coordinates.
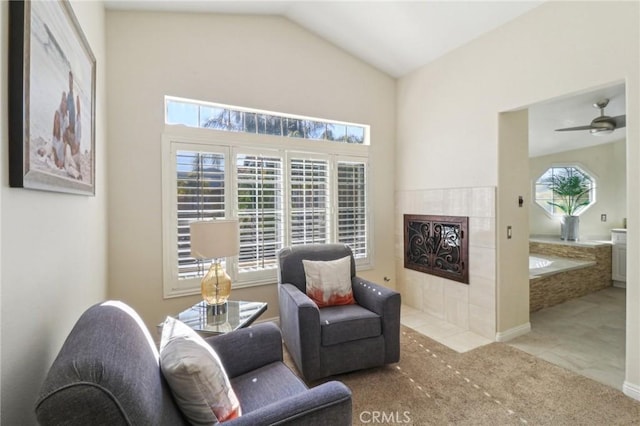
[[159, 300, 268, 336]]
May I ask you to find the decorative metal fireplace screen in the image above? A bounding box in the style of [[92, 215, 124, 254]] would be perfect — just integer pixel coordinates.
[[404, 214, 469, 284]]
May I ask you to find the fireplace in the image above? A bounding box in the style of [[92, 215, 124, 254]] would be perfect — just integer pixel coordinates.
[[404, 214, 469, 284]]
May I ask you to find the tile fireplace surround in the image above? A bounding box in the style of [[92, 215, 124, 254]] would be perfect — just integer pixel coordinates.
[[396, 187, 496, 340]]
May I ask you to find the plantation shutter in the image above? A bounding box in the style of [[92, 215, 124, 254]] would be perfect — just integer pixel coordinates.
[[289, 157, 329, 245], [176, 150, 226, 280], [236, 153, 284, 272], [337, 160, 368, 259]]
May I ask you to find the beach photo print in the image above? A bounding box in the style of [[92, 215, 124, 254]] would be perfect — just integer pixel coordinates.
[[9, 0, 96, 195]]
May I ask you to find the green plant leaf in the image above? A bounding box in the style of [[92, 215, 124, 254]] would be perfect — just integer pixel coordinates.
[[544, 167, 593, 215]]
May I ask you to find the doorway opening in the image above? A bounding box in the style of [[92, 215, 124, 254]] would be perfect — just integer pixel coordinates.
[[499, 82, 627, 390]]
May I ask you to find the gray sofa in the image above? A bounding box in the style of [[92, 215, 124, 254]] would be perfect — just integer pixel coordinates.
[[277, 244, 401, 382], [35, 301, 352, 425]]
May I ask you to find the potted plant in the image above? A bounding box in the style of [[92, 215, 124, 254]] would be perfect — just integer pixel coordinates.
[[544, 167, 593, 241]]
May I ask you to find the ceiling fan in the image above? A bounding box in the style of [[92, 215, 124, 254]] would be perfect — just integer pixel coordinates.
[[555, 98, 626, 135]]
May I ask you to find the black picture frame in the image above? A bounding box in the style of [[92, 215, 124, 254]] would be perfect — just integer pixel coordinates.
[[9, 0, 96, 195]]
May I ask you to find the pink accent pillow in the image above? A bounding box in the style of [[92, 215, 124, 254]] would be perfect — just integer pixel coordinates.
[[303, 256, 355, 308]]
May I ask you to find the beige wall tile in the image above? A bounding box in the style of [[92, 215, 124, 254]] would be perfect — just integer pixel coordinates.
[[469, 275, 496, 310], [469, 246, 496, 281], [469, 217, 496, 249], [471, 187, 496, 218], [469, 303, 496, 340], [422, 276, 445, 318], [445, 282, 470, 328], [444, 188, 472, 216]]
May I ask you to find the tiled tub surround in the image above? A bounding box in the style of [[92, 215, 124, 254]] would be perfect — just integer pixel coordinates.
[[529, 239, 612, 312], [395, 187, 496, 342]]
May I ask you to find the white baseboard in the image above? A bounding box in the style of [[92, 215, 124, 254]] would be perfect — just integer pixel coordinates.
[[623, 380, 640, 401], [495, 322, 531, 342]]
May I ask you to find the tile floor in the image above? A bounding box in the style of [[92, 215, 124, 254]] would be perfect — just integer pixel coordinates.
[[401, 286, 626, 390], [400, 305, 493, 353], [508, 286, 626, 390]]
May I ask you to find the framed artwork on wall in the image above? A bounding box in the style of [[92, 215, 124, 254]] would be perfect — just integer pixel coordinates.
[[8, 0, 96, 196]]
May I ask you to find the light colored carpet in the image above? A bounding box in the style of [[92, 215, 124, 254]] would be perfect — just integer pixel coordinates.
[[285, 326, 640, 425]]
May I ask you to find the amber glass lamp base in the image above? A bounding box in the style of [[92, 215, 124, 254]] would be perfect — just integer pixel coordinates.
[[201, 261, 231, 305]]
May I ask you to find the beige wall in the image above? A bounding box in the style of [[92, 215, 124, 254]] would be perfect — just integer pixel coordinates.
[[530, 140, 627, 239], [0, 1, 108, 423], [497, 110, 530, 337], [397, 1, 639, 398], [105, 11, 396, 332]]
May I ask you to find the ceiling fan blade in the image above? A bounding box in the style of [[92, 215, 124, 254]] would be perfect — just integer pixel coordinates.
[[612, 115, 626, 128], [555, 125, 594, 132]]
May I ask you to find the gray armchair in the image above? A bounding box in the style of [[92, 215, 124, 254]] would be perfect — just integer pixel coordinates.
[[35, 301, 352, 425], [277, 244, 401, 382]]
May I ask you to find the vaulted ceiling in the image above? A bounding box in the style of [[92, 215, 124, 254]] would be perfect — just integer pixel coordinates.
[[105, 1, 543, 77]]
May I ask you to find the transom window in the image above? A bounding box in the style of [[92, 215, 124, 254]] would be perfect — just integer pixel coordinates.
[[534, 165, 596, 216], [162, 98, 371, 298], [166, 96, 366, 144]]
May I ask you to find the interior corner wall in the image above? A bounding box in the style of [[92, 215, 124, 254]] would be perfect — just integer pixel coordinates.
[[529, 140, 627, 239], [105, 11, 396, 331], [396, 0, 639, 397], [0, 1, 108, 423]]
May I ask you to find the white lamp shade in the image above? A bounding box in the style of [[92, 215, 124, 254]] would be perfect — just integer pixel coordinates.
[[190, 219, 239, 259]]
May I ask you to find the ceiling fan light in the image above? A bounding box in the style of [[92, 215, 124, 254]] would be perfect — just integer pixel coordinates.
[[590, 127, 613, 135], [589, 119, 615, 135]]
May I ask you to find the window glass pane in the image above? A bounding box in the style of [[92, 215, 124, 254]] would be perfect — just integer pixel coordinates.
[[337, 161, 367, 258], [307, 121, 327, 140], [167, 100, 198, 127], [244, 113, 257, 134], [229, 110, 244, 132], [534, 166, 595, 216], [326, 123, 347, 142], [201, 106, 229, 130], [237, 154, 284, 272], [257, 114, 282, 136], [176, 150, 225, 280], [285, 118, 305, 138], [346, 126, 365, 144], [290, 158, 329, 245]]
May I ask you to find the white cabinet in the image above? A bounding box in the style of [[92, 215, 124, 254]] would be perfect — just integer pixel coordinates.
[[612, 229, 627, 287]]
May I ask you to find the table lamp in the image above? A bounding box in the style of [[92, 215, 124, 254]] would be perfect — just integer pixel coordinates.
[[190, 219, 239, 306]]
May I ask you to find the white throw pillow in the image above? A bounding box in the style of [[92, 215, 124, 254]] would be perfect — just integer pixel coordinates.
[[303, 255, 355, 308], [159, 316, 241, 424]]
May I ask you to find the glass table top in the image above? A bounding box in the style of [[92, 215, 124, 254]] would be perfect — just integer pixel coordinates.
[[174, 300, 268, 335]]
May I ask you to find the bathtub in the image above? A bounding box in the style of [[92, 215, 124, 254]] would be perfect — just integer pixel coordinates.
[[528, 240, 612, 312], [529, 256, 552, 270], [529, 254, 595, 278]]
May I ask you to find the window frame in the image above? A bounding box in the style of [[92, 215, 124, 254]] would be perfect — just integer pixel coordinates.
[[233, 147, 285, 285], [162, 124, 372, 299], [288, 151, 331, 247], [162, 139, 233, 297], [165, 96, 368, 145], [335, 157, 369, 259], [533, 163, 597, 218]]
